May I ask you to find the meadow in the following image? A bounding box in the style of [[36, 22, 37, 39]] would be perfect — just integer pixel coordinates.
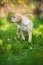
[[0, 15, 43, 65]]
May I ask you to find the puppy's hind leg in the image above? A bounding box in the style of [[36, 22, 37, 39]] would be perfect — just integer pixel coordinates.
[[28, 22, 33, 42], [28, 30, 32, 42]]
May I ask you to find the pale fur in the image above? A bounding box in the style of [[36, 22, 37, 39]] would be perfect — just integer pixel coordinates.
[[11, 14, 33, 42]]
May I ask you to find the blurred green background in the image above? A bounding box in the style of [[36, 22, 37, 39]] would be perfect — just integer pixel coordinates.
[[0, 0, 43, 65]]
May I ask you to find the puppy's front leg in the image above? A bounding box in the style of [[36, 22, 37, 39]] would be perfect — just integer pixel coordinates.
[[20, 30, 25, 40], [17, 26, 21, 38], [28, 30, 32, 42]]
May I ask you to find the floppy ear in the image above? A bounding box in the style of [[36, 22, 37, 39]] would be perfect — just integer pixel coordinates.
[[16, 16, 21, 23]]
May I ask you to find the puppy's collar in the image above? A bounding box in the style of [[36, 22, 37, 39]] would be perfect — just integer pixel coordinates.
[[17, 19, 22, 24]]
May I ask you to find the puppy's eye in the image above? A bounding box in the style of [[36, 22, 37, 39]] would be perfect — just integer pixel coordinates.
[[13, 16, 15, 18]]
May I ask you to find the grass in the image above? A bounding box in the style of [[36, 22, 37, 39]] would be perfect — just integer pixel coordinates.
[[0, 16, 43, 65]]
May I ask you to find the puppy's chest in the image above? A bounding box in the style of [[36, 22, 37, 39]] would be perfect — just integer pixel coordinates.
[[19, 25, 27, 31]]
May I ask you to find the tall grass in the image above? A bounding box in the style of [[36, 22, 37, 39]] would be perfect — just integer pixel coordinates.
[[0, 16, 43, 65]]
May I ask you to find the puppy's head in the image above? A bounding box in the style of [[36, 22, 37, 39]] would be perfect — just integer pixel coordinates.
[[11, 14, 22, 23]]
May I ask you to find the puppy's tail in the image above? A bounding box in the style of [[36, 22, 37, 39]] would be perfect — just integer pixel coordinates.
[[24, 14, 32, 17]]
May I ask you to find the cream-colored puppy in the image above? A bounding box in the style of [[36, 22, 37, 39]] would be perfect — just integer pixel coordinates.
[[11, 14, 33, 42]]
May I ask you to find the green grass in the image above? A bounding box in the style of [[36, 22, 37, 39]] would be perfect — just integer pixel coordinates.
[[0, 16, 43, 65]]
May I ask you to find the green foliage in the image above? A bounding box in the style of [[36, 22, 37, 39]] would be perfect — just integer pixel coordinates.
[[0, 0, 4, 6], [0, 15, 43, 65], [33, 0, 41, 2], [0, 0, 8, 6], [10, 0, 19, 5]]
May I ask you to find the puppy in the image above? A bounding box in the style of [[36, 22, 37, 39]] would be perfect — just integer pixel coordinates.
[[11, 14, 33, 42]]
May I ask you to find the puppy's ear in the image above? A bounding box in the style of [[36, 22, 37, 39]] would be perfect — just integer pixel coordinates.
[[16, 16, 21, 23]]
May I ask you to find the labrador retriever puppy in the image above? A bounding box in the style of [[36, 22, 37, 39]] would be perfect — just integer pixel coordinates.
[[11, 14, 33, 42]]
